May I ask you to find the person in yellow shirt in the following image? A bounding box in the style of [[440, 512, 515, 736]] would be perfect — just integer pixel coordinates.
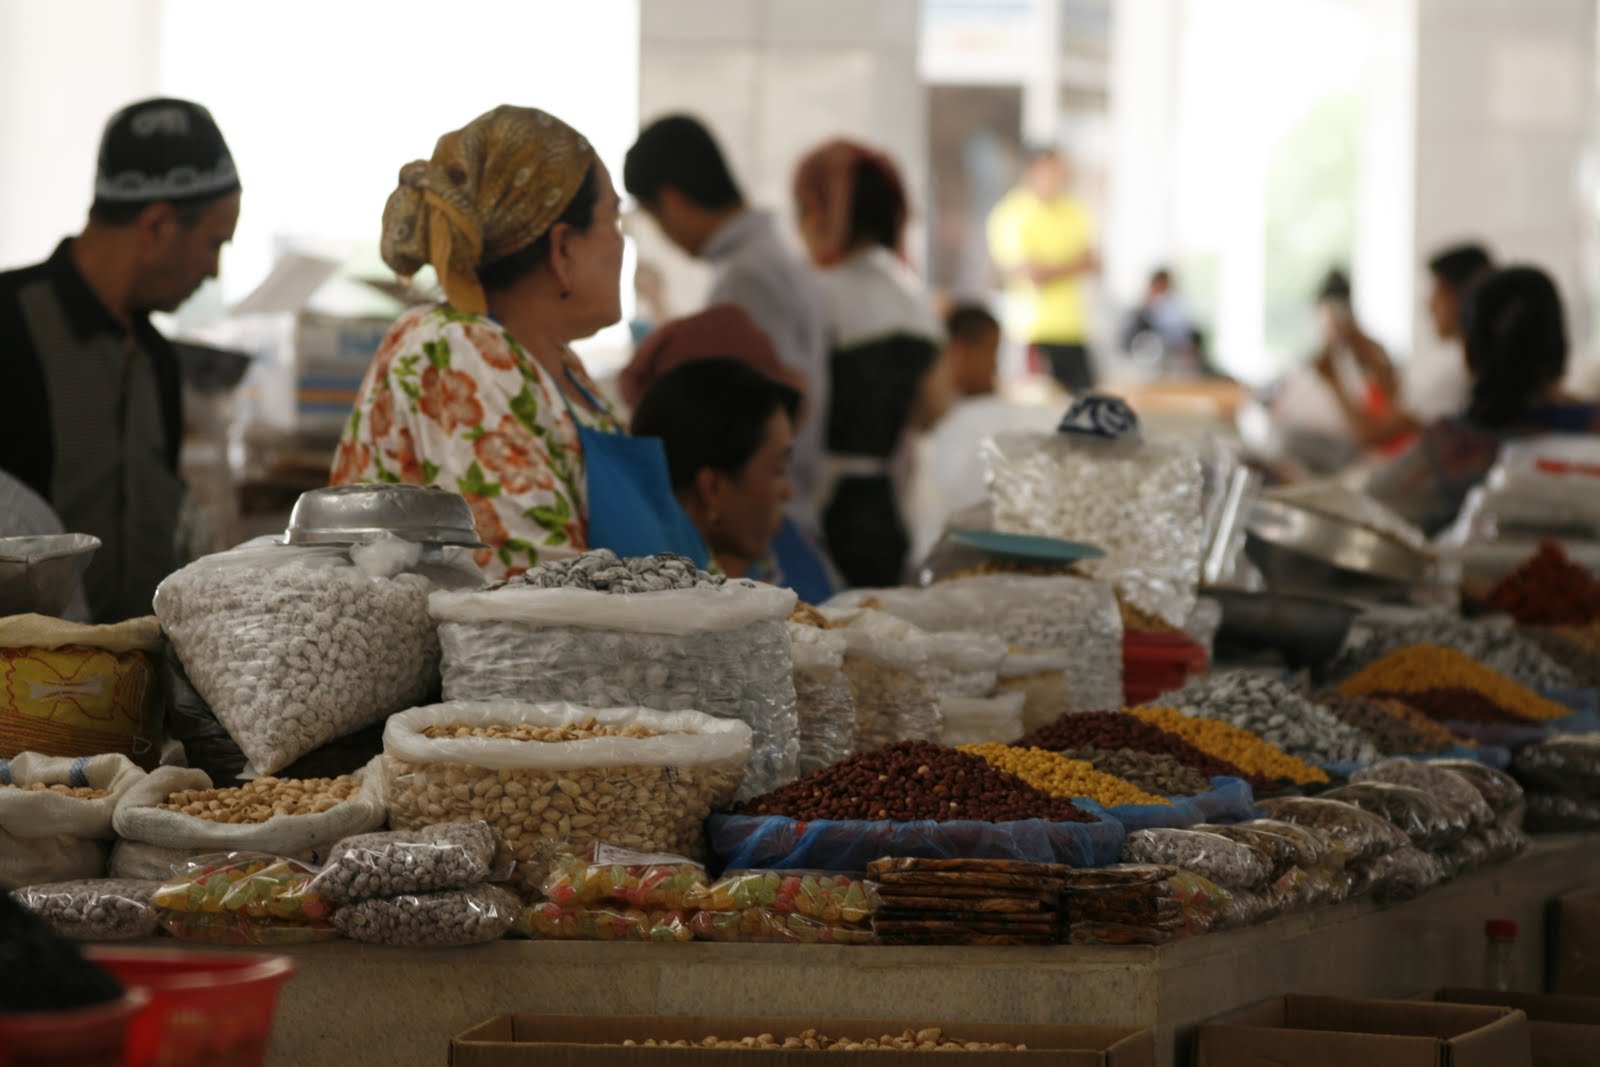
[[986, 147, 1100, 391]]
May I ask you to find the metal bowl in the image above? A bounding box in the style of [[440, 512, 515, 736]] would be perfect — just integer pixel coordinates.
[[286, 485, 484, 547], [1247, 496, 1431, 584], [1206, 587, 1360, 670], [0, 534, 101, 618]]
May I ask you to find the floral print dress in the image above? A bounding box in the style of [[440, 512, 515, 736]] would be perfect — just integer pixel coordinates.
[[332, 305, 622, 579]]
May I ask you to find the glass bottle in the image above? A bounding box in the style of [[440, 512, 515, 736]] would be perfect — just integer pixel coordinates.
[[1484, 919, 1517, 991]]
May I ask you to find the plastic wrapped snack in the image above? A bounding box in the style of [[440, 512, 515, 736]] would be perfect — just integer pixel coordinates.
[[787, 624, 855, 774], [1346, 846, 1445, 903], [1323, 782, 1469, 849], [1256, 797, 1410, 862], [520, 902, 692, 942], [1193, 823, 1314, 877], [1239, 820, 1339, 870], [688, 907, 875, 945], [1435, 834, 1491, 880], [1352, 759, 1496, 830], [431, 552, 797, 800], [382, 702, 750, 891], [1513, 735, 1600, 795], [997, 651, 1073, 735], [829, 577, 1124, 712], [1119, 828, 1271, 889], [1063, 867, 1234, 943], [691, 871, 876, 925], [541, 845, 708, 911], [14, 878, 161, 941], [1525, 792, 1600, 833], [823, 609, 942, 751], [152, 852, 334, 944], [332, 884, 521, 946], [307, 821, 497, 905], [984, 400, 1204, 628], [0, 752, 145, 890], [1477, 822, 1530, 862], [155, 537, 483, 775], [940, 693, 1026, 748], [923, 631, 1009, 699], [1427, 760, 1525, 817]]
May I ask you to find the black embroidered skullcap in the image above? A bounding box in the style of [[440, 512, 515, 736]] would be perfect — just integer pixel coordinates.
[[94, 98, 240, 204]]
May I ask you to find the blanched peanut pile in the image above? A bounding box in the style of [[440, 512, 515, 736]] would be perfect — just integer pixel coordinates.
[[420, 719, 657, 742], [156, 776, 357, 824], [5, 783, 109, 800], [623, 1028, 1025, 1052]]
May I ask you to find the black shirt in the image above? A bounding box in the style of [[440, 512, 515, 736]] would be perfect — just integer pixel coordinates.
[[0, 239, 185, 621]]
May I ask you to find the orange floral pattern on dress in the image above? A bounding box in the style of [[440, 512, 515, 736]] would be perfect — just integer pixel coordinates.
[[332, 305, 621, 579]]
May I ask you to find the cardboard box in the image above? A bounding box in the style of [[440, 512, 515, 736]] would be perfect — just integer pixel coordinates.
[[1434, 989, 1600, 1067], [449, 1014, 1155, 1066], [1193, 995, 1530, 1067], [1551, 885, 1600, 996]]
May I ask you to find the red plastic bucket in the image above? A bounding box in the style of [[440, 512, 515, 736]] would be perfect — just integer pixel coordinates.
[[0, 988, 148, 1067], [85, 948, 294, 1067]]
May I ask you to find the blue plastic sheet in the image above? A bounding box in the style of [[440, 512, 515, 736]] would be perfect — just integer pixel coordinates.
[[1540, 688, 1599, 722], [1076, 777, 1259, 831], [706, 810, 1126, 874]]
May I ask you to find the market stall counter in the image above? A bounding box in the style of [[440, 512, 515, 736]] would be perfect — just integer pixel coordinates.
[[252, 834, 1599, 1067]]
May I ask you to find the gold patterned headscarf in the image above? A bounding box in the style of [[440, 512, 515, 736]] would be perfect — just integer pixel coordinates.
[[381, 106, 596, 315]]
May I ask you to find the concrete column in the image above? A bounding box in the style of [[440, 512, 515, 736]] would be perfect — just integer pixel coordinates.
[[635, 0, 925, 315]]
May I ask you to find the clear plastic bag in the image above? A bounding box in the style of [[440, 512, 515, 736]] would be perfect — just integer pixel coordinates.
[[1119, 827, 1271, 889], [1323, 782, 1469, 849], [1513, 735, 1600, 795], [984, 427, 1204, 628], [1525, 791, 1600, 832], [158, 911, 339, 945], [331, 884, 521, 946], [689, 908, 875, 944], [997, 651, 1073, 735], [1352, 758, 1496, 830], [1256, 796, 1411, 862], [540, 844, 708, 911], [1346, 846, 1444, 903], [432, 580, 797, 799], [1062, 867, 1233, 941], [939, 693, 1025, 747], [1194, 823, 1313, 877], [307, 821, 497, 905], [788, 624, 855, 775], [382, 702, 750, 890], [155, 538, 482, 776], [152, 852, 334, 944], [1427, 759, 1525, 817], [828, 576, 1124, 712], [1478, 821, 1530, 862], [520, 902, 692, 942], [824, 610, 942, 751], [14, 878, 161, 941], [691, 870, 877, 925], [1435, 834, 1490, 880], [922, 631, 1009, 699]]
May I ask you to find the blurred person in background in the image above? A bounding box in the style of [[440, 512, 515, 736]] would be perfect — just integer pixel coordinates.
[[624, 115, 827, 530], [1367, 265, 1599, 535], [335, 106, 705, 578], [1309, 268, 1417, 455], [794, 138, 951, 588], [1410, 242, 1494, 420], [0, 98, 240, 622], [986, 147, 1100, 393], [1120, 266, 1211, 377]]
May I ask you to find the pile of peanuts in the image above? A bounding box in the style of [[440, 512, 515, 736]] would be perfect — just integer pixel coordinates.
[[5, 783, 110, 800], [420, 719, 658, 743], [623, 1028, 1024, 1052], [1129, 706, 1328, 785], [1339, 645, 1570, 722], [962, 743, 1168, 806], [737, 740, 1094, 824], [155, 776, 358, 824], [384, 758, 741, 890], [1018, 711, 1269, 789]]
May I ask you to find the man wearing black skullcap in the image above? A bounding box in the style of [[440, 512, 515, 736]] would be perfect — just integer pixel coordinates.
[[0, 98, 241, 622]]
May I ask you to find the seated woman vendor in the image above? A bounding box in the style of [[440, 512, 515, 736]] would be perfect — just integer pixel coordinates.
[[631, 358, 800, 582], [1367, 265, 1599, 535], [333, 105, 702, 577]]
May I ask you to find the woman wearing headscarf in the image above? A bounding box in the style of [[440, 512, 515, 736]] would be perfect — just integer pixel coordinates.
[[1367, 266, 1599, 535], [333, 106, 703, 577], [794, 139, 951, 588]]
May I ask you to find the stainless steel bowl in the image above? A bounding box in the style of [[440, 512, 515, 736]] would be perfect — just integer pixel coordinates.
[[1247, 496, 1431, 584], [1205, 586, 1360, 670], [285, 485, 484, 547], [0, 534, 101, 617]]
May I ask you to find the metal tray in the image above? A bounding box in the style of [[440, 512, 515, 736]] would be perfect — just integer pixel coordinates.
[[285, 484, 484, 547], [1247, 496, 1430, 584], [0, 534, 101, 617]]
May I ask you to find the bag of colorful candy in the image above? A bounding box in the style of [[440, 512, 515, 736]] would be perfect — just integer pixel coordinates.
[[687, 907, 874, 945], [690, 870, 876, 925], [539, 844, 708, 911], [518, 901, 693, 943], [151, 851, 335, 945]]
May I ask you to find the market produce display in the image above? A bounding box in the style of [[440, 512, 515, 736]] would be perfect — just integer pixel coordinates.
[[1018, 710, 1270, 789], [14, 878, 161, 941], [1127, 706, 1327, 786], [1321, 782, 1468, 849], [1488, 540, 1600, 626], [1339, 644, 1572, 723], [692, 870, 876, 924], [1327, 613, 1575, 693], [1255, 797, 1410, 862], [1428, 760, 1525, 817], [1351, 759, 1495, 830], [541, 846, 709, 911], [866, 856, 1068, 945], [331, 884, 522, 947], [787, 621, 855, 774], [522, 902, 693, 942], [0, 892, 125, 1013], [735, 741, 1094, 824], [1120, 828, 1270, 890], [960, 744, 1170, 807], [1514, 734, 1600, 831], [688, 908, 876, 944], [1060, 864, 1233, 945], [0, 752, 144, 890], [825, 609, 944, 752], [1054, 747, 1211, 799], [1161, 672, 1379, 766], [309, 821, 497, 905], [1309, 691, 1457, 756], [151, 853, 334, 945], [155, 775, 359, 823]]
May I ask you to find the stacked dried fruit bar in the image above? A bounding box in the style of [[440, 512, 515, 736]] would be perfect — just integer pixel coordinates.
[[866, 857, 1069, 946]]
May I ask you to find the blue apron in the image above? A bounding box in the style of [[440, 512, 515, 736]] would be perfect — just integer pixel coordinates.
[[562, 371, 709, 568]]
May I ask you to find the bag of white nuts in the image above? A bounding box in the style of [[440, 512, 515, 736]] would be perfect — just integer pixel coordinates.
[[430, 551, 798, 799], [331, 884, 522, 947], [0, 752, 147, 890], [309, 821, 498, 905], [829, 576, 1125, 712], [112, 761, 387, 859], [819, 609, 942, 753], [786, 623, 855, 776], [154, 538, 484, 776], [381, 702, 751, 891]]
